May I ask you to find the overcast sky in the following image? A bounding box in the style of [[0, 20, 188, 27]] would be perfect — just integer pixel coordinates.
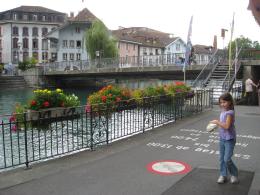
[[1, 0, 259, 48]]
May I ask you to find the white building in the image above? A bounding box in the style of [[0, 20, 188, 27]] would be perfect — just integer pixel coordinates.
[[45, 8, 98, 62], [0, 6, 66, 64]]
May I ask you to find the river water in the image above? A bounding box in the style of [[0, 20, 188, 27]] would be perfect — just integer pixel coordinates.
[[0, 79, 193, 116]]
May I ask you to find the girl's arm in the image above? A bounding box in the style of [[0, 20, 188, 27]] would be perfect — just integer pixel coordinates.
[[210, 115, 233, 130]]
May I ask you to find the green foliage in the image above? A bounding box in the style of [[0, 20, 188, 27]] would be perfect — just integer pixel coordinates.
[[25, 89, 80, 111], [228, 36, 260, 59], [85, 20, 118, 60], [0, 63, 4, 73], [18, 57, 37, 71]]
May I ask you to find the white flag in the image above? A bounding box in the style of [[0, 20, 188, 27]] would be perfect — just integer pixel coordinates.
[[184, 16, 193, 72]]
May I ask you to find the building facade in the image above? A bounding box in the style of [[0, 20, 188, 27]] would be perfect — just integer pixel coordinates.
[[112, 27, 186, 65], [45, 8, 98, 62], [0, 6, 66, 64]]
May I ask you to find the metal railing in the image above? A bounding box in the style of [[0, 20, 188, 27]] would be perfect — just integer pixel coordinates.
[[0, 89, 212, 170], [192, 49, 223, 88], [43, 54, 211, 74]]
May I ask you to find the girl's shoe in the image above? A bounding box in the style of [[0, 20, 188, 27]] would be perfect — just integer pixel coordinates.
[[217, 176, 227, 184], [230, 176, 239, 184]]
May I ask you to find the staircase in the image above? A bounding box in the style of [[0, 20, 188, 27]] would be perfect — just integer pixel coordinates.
[[0, 76, 28, 89]]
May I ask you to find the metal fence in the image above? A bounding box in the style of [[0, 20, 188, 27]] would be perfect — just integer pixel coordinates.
[[0, 89, 212, 170]]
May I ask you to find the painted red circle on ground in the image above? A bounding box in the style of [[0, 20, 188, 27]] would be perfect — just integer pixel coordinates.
[[146, 160, 191, 175]]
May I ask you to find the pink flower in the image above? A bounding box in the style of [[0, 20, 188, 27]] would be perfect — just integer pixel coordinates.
[[85, 104, 91, 113]]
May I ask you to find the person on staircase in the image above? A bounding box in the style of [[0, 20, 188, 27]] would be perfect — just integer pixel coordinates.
[[245, 78, 257, 105]]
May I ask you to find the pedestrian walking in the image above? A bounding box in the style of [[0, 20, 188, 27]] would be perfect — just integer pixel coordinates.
[[245, 78, 257, 105], [210, 92, 239, 184]]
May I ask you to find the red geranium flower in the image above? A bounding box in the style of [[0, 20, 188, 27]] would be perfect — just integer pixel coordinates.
[[30, 100, 37, 106], [43, 101, 50, 107], [116, 97, 121, 102], [101, 96, 107, 103]]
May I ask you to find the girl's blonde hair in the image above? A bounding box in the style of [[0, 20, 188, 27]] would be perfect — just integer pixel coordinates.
[[219, 92, 234, 110]]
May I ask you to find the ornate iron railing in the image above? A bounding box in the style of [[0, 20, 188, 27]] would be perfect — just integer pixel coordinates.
[[0, 89, 212, 170]]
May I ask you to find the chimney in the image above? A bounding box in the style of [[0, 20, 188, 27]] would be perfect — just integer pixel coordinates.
[[213, 35, 217, 49], [70, 12, 74, 18]]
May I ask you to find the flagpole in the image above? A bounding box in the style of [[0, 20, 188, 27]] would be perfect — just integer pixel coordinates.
[[184, 16, 193, 84]]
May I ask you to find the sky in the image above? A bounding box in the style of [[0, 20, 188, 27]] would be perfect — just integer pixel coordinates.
[[1, 0, 259, 48]]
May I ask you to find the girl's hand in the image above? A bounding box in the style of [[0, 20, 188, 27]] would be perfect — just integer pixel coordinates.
[[210, 120, 219, 125]]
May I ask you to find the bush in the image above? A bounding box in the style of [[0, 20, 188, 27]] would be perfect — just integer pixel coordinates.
[[18, 58, 37, 71], [0, 63, 4, 73]]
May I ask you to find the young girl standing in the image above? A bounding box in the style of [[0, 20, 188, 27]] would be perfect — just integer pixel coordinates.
[[210, 93, 239, 184]]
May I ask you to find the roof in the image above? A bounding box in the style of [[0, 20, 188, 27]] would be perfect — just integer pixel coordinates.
[[71, 8, 99, 23], [193, 44, 215, 54], [112, 27, 178, 48], [0, 6, 65, 15]]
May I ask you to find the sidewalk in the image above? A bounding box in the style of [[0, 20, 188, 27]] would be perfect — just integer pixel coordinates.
[[0, 106, 259, 195]]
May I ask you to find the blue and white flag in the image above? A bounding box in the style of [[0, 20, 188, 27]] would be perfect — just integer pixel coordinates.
[[184, 16, 193, 72]]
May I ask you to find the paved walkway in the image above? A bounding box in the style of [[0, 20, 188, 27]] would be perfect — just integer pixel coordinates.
[[0, 106, 259, 195]]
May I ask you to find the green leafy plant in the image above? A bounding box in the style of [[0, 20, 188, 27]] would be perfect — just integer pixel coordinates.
[[18, 57, 37, 71]]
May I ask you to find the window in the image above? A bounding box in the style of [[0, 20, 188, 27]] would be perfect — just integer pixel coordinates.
[[133, 44, 136, 51], [75, 27, 80, 33], [69, 53, 74, 61], [22, 27, 28, 36], [0, 52, 2, 63], [32, 27, 38, 36], [0, 39, 2, 49], [63, 53, 67, 61], [118, 43, 120, 49], [23, 52, 29, 61], [13, 38, 18, 48], [42, 28, 48, 36], [126, 43, 128, 50], [50, 41, 57, 48], [76, 53, 81, 61], [42, 39, 48, 50], [12, 51, 18, 62], [12, 26, 19, 36], [176, 44, 180, 51], [23, 14, 28, 20], [32, 38, 38, 49], [33, 52, 38, 60], [76, 40, 81, 48], [23, 38, 28, 49], [42, 52, 48, 61], [33, 14, 37, 21], [62, 40, 68, 48], [42, 15, 46, 21], [155, 49, 159, 55], [69, 40, 74, 48], [13, 13, 17, 20], [0, 27, 2, 36], [143, 48, 147, 55]]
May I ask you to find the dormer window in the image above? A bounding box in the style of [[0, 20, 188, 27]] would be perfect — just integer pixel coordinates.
[[23, 14, 28, 20], [33, 14, 37, 21], [13, 13, 17, 20]]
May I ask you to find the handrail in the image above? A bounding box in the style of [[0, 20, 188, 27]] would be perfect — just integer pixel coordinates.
[[192, 49, 219, 88], [222, 47, 243, 91]]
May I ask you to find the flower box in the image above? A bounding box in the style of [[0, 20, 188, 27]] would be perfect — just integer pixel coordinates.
[[26, 107, 79, 122]]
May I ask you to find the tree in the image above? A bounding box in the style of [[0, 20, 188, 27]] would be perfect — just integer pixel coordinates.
[[85, 20, 118, 60], [228, 36, 260, 58]]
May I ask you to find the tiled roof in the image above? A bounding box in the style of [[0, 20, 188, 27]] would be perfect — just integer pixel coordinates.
[[2, 6, 65, 15], [72, 8, 99, 22], [193, 44, 215, 54], [112, 27, 178, 48]]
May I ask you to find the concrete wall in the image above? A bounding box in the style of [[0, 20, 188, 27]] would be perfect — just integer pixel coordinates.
[[19, 66, 45, 88]]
